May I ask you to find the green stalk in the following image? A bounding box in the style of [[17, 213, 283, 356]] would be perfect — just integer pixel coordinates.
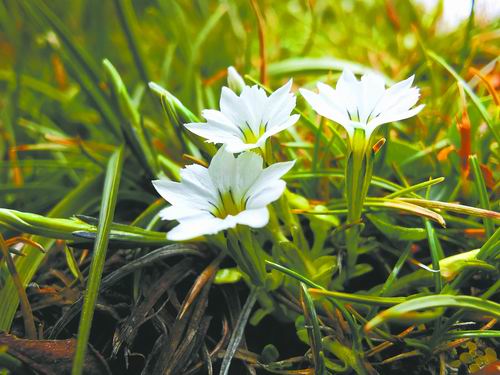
[[345, 128, 371, 276], [237, 226, 267, 285], [72, 146, 124, 375], [226, 229, 261, 286]]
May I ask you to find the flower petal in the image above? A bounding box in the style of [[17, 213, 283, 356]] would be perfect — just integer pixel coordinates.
[[167, 215, 232, 241], [233, 152, 263, 200], [233, 207, 269, 228], [259, 114, 300, 143], [159, 205, 202, 221], [208, 147, 236, 193], [335, 69, 360, 119], [359, 73, 386, 123], [246, 180, 287, 208], [220, 86, 246, 125], [263, 79, 296, 128], [184, 110, 242, 143], [371, 75, 415, 118], [180, 164, 218, 200], [300, 86, 353, 137], [238, 85, 268, 133], [245, 160, 295, 207], [366, 104, 424, 138], [152, 180, 210, 210]]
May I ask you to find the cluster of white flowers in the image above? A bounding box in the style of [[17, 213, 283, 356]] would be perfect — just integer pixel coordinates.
[[153, 67, 423, 240]]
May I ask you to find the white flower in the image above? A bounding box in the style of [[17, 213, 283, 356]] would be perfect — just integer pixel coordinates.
[[184, 80, 300, 153], [299, 69, 424, 141], [152, 148, 295, 241]]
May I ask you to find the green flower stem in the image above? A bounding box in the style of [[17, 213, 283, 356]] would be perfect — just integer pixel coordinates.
[[227, 227, 271, 288], [227, 229, 260, 285], [345, 128, 373, 276], [279, 197, 309, 251], [267, 206, 289, 243], [238, 226, 267, 283]]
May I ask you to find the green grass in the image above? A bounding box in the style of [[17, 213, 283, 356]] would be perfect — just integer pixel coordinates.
[[0, 1, 498, 374]]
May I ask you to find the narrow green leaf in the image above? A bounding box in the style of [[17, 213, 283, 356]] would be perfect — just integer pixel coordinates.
[[308, 288, 406, 306], [477, 226, 500, 261], [469, 155, 495, 237], [300, 283, 326, 375], [445, 330, 500, 339], [64, 245, 84, 284], [103, 59, 157, 177], [365, 295, 500, 331], [72, 146, 125, 375], [385, 177, 445, 199], [425, 220, 443, 293], [112, 0, 151, 85], [219, 287, 259, 375]]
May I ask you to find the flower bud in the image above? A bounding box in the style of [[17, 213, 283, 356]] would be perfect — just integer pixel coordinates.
[[227, 66, 245, 94]]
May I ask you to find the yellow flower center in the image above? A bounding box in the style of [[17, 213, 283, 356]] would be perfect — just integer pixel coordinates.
[[240, 122, 266, 144], [213, 190, 245, 219]]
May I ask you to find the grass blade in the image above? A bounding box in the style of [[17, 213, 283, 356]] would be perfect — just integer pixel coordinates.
[[112, 0, 151, 85], [425, 220, 444, 293], [300, 283, 326, 374], [385, 177, 445, 199], [445, 330, 500, 340], [365, 295, 500, 331], [103, 59, 158, 178], [71, 146, 125, 375], [469, 155, 495, 237], [308, 289, 405, 306], [219, 287, 259, 375], [0, 234, 36, 339]]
